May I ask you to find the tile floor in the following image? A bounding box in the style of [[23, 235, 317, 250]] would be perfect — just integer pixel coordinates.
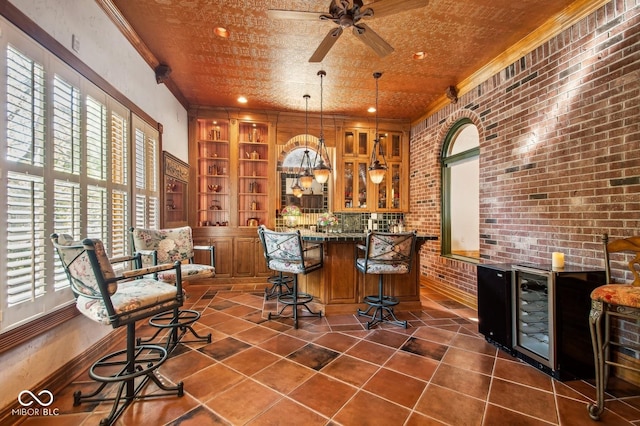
[[20, 282, 640, 425]]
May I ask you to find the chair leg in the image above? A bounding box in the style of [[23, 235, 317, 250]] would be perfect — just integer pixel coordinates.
[[587, 300, 606, 420], [268, 274, 321, 329], [137, 307, 211, 352], [357, 275, 407, 329], [73, 323, 183, 426]]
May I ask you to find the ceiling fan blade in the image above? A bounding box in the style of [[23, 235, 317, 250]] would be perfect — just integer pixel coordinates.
[[267, 9, 323, 21], [309, 27, 343, 62], [353, 24, 394, 58], [366, 0, 429, 19]]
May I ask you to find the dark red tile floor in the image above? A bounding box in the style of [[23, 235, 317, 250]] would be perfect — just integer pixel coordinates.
[[19, 281, 640, 425]]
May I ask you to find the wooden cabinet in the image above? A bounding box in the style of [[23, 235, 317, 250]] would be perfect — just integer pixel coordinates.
[[162, 151, 189, 228], [336, 128, 408, 212], [189, 111, 275, 281]]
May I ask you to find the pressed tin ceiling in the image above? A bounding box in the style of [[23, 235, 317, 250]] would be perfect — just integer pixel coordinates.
[[107, 0, 598, 122]]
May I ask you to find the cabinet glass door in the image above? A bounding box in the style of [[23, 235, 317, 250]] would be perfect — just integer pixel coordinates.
[[343, 160, 368, 209]]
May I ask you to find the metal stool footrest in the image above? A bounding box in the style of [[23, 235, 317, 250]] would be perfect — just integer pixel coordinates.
[[265, 272, 294, 300], [137, 309, 212, 352], [268, 291, 322, 329], [362, 294, 399, 307], [74, 344, 183, 426], [357, 304, 407, 329]]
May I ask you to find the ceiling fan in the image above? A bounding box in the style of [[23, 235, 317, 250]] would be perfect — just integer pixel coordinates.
[[268, 0, 429, 62]]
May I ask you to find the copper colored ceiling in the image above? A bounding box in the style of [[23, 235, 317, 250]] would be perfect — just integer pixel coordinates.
[[108, 0, 582, 121]]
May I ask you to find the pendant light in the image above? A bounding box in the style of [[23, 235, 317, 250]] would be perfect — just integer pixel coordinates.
[[313, 70, 332, 184], [299, 94, 314, 189], [368, 71, 387, 185]]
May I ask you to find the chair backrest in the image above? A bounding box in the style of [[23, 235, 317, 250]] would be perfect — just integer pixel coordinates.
[[603, 233, 640, 286], [361, 231, 418, 272], [257, 225, 304, 264], [131, 226, 195, 265], [51, 234, 118, 299]]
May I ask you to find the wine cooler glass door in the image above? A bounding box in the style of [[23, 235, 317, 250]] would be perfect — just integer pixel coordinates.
[[513, 267, 555, 368]]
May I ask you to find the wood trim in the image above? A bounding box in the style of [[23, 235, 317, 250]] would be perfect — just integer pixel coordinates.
[[94, 0, 189, 108], [414, 0, 611, 124], [0, 327, 125, 424], [421, 275, 478, 311], [0, 304, 79, 354]]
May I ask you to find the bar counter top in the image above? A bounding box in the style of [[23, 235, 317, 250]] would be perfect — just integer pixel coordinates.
[[294, 230, 439, 243]]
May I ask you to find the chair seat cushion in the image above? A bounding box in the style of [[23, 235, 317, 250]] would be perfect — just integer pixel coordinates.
[[356, 258, 410, 275], [158, 264, 215, 282], [76, 278, 178, 326], [268, 259, 320, 274], [591, 284, 640, 308]]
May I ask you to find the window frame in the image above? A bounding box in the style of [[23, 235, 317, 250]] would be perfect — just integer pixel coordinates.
[[0, 11, 162, 352], [441, 118, 480, 262]]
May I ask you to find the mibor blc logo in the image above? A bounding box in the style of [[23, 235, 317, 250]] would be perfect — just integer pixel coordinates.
[[12, 390, 59, 417]]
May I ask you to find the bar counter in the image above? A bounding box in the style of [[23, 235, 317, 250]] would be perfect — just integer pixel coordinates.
[[294, 231, 438, 315]]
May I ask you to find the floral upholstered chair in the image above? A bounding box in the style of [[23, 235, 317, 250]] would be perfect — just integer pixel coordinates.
[[258, 225, 322, 329], [356, 230, 418, 329], [588, 234, 640, 420], [130, 226, 215, 282], [50, 233, 184, 426], [130, 226, 213, 350]]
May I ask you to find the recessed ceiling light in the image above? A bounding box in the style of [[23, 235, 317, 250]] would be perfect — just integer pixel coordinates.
[[413, 51, 426, 60], [214, 27, 230, 38], [368, 107, 376, 113], [238, 96, 248, 104]]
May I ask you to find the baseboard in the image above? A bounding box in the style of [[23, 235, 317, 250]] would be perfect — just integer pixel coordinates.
[[420, 276, 478, 311], [0, 327, 126, 425]]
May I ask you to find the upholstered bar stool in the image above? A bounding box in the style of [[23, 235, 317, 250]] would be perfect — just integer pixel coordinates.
[[356, 230, 418, 329], [588, 233, 640, 420], [51, 234, 184, 426], [130, 226, 214, 351], [258, 225, 322, 329]]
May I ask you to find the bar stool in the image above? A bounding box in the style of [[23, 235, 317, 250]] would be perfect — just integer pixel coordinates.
[[356, 230, 417, 329], [588, 233, 640, 420], [257, 225, 322, 329]]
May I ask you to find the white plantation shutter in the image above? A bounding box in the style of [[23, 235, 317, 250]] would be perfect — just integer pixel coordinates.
[[52, 74, 81, 174], [86, 185, 108, 241], [133, 115, 160, 229], [6, 172, 46, 307], [109, 107, 129, 258], [86, 95, 107, 181], [52, 180, 80, 291], [6, 44, 45, 167]]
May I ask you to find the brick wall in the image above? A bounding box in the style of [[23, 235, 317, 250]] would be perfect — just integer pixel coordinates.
[[407, 0, 640, 297]]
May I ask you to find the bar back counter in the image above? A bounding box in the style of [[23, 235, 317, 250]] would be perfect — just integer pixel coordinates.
[[295, 232, 437, 315]]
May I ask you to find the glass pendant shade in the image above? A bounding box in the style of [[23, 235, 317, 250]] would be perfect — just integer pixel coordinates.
[[291, 181, 303, 197], [299, 172, 314, 189], [313, 165, 331, 184], [368, 160, 386, 184]]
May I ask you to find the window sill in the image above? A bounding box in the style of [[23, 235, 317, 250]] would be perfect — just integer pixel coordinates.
[[0, 304, 79, 354]]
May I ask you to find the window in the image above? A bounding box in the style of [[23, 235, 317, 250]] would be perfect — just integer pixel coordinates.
[[441, 119, 480, 260], [0, 18, 159, 334]]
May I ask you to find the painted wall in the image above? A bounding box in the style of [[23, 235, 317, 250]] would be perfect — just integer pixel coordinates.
[[407, 1, 640, 297], [0, 0, 188, 411]]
